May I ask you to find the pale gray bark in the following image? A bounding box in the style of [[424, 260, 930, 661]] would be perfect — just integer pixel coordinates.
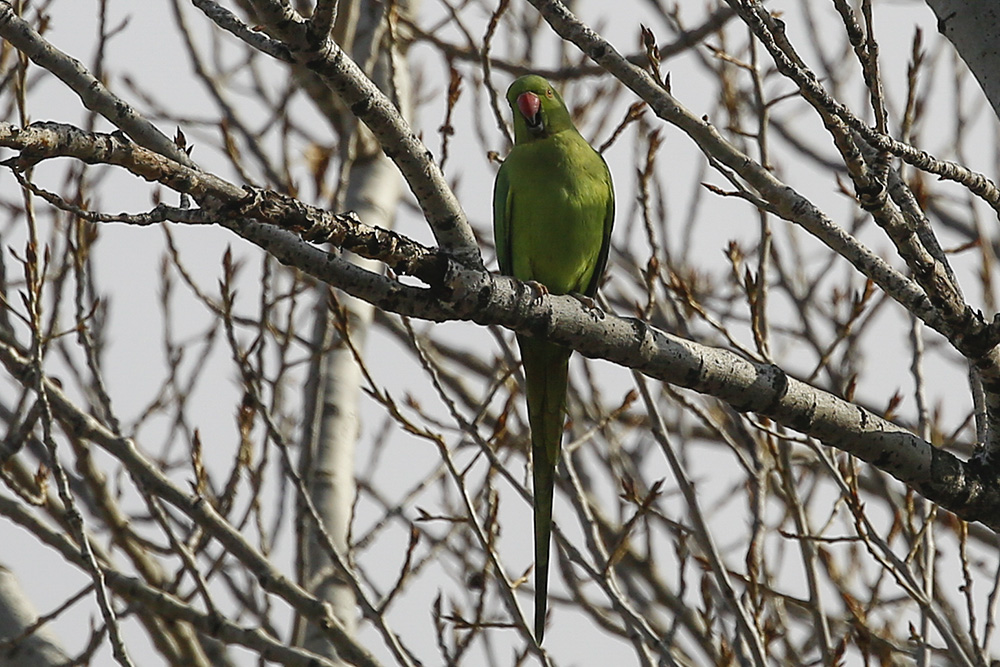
[[926, 0, 1000, 121], [0, 565, 69, 667]]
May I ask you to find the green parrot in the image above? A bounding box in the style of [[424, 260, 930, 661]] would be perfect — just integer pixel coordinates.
[[492, 74, 614, 643]]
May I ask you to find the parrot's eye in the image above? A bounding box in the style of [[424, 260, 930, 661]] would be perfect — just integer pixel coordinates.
[[545, 89, 553, 98]]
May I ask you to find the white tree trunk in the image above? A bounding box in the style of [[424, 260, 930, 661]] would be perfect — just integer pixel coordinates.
[[297, 0, 413, 660]]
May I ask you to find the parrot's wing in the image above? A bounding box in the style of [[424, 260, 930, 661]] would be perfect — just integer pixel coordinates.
[[583, 153, 615, 298], [493, 160, 513, 276]]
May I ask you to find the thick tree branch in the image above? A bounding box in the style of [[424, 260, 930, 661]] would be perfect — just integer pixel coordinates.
[[3, 118, 998, 530]]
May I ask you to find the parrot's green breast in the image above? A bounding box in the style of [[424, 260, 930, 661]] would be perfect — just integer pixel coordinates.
[[496, 131, 613, 296]]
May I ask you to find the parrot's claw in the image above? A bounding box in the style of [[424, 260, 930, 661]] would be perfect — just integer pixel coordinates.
[[527, 280, 550, 306], [571, 293, 605, 320]]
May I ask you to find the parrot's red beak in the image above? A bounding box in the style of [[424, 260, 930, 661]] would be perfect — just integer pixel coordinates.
[[516, 92, 542, 129]]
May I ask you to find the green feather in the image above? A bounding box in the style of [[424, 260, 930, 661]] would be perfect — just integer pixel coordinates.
[[492, 74, 614, 643]]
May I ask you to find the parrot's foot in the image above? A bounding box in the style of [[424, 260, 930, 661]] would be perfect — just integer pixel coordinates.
[[571, 292, 605, 320], [526, 280, 550, 306]]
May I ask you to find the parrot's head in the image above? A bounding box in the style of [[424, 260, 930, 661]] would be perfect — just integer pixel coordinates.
[[506, 75, 574, 143]]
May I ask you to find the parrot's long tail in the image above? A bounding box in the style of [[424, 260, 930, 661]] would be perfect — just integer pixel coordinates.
[[517, 334, 571, 645]]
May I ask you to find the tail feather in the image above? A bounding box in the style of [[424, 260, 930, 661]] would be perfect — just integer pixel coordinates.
[[517, 334, 571, 644]]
